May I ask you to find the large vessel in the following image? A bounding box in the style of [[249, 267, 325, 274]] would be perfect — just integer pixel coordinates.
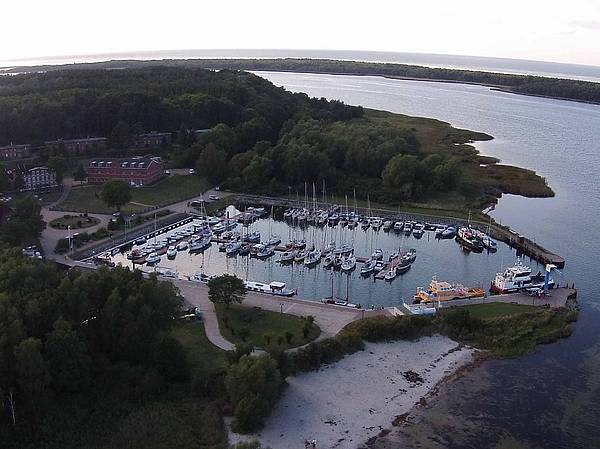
[[455, 226, 484, 252], [413, 276, 485, 304], [490, 259, 554, 294]]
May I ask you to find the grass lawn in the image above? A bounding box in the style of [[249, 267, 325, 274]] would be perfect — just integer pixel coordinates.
[[58, 175, 208, 214], [462, 302, 540, 319], [171, 322, 229, 376], [215, 303, 321, 350]]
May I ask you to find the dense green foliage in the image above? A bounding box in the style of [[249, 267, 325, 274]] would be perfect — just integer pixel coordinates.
[[0, 259, 189, 445], [208, 274, 246, 308], [0, 196, 45, 246], [225, 355, 283, 433], [101, 180, 132, 212]]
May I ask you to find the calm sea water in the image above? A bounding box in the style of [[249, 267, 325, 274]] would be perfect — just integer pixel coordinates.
[[251, 72, 600, 448]]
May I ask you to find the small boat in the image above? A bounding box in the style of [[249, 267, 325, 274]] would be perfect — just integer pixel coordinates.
[[361, 218, 370, 229], [412, 223, 425, 238], [244, 231, 261, 243], [294, 250, 306, 262], [304, 249, 322, 267], [395, 262, 411, 275], [383, 220, 393, 231], [188, 272, 215, 284], [341, 256, 356, 272], [166, 246, 177, 259], [333, 244, 353, 256], [371, 218, 383, 230], [360, 259, 377, 276], [321, 298, 362, 308], [403, 248, 417, 263], [388, 251, 398, 262], [456, 227, 484, 252], [256, 245, 275, 259], [394, 221, 403, 232], [490, 259, 554, 294], [323, 254, 334, 268], [413, 276, 485, 304], [135, 237, 147, 245], [424, 222, 438, 231], [332, 256, 344, 270], [293, 239, 307, 249], [278, 250, 296, 263], [189, 236, 211, 252], [371, 249, 384, 260], [239, 244, 252, 256], [146, 253, 161, 265], [226, 241, 242, 256], [403, 221, 413, 235], [176, 241, 189, 251], [157, 268, 178, 279], [245, 281, 296, 297], [441, 226, 456, 239], [127, 249, 143, 260], [211, 223, 227, 234], [266, 235, 281, 246], [384, 269, 396, 281]]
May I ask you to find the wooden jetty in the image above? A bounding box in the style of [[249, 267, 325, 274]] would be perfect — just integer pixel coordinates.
[[374, 256, 403, 280], [434, 287, 577, 310]]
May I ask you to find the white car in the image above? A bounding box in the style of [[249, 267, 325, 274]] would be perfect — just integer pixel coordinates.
[[209, 194, 220, 201]]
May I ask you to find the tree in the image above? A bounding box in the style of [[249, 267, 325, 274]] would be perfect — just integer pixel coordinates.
[[101, 181, 132, 212], [110, 121, 133, 149], [196, 142, 227, 184], [1, 196, 44, 246], [225, 354, 282, 432], [45, 319, 90, 392], [47, 156, 68, 184], [14, 337, 50, 401], [73, 163, 87, 184], [207, 274, 246, 308]]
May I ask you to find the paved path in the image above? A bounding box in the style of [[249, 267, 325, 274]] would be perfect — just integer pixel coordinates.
[[174, 279, 370, 351]]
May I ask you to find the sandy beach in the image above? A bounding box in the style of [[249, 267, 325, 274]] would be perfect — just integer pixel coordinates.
[[229, 335, 476, 449]]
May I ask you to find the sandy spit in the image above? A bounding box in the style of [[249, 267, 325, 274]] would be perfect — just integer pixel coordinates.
[[228, 335, 477, 449]]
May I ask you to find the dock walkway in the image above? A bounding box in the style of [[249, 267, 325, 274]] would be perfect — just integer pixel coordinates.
[[434, 288, 577, 310]]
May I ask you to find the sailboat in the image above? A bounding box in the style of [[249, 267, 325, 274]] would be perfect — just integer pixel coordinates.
[[266, 205, 281, 246]]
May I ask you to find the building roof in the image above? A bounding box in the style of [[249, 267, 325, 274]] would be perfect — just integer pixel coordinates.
[[45, 137, 107, 145], [88, 155, 162, 169]]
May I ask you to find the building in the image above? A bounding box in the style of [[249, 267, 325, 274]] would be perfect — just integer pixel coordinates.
[[0, 143, 31, 160], [87, 155, 164, 186], [45, 137, 107, 155], [21, 166, 57, 191], [135, 132, 172, 148]]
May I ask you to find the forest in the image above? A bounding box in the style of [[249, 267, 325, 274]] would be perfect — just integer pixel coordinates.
[[0, 67, 552, 207], [6, 57, 600, 104]]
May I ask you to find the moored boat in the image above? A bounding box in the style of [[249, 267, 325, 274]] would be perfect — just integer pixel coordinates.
[[413, 276, 485, 304]]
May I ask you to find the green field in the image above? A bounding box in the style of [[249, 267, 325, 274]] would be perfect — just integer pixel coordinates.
[[461, 303, 540, 319], [58, 175, 208, 214], [215, 303, 321, 350], [171, 322, 229, 376]]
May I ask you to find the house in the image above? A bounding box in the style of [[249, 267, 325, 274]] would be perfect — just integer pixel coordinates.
[[87, 155, 164, 186], [0, 143, 31, 160], [45, 137, 107, 154], [21, 166, 57, 191], [135, 132, 172, 148]]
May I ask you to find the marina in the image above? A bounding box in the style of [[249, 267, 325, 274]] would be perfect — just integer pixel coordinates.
[[101, 204, 568, 311]]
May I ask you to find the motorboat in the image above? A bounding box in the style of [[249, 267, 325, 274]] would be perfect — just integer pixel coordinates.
[[146, 253, 161, 265], [135, 237, 147, 245], [176, 241, 189, 251], [490, 259, 554, 294], [157, 268, 178, 279], [394, 221, 403, 232], [384, 268, 396, 281], [403, 221, 413, 235], [441, 226, 456, 239], [402, 248, 417, 263], [321, 298, 361, 308], [245, 281, 296, 297], [360, 259, 377, 276], [383, 220, 393, 231], [388, 251, 399, 262], [266, 235, 281, 246], [332, 256, 344, 270], [189, 236, 211, 252], [371, 218, 383, 230], [456, 227, 484, 252], [292, 239, 306, 249], [413, 276, 485, 304], [166, 246, 177, 259], [371, 249, 383, 260], [361, 218, 370, 229], [256, 245, 275, 259], [412, 223, 425, 238], [239, 244, 252, 256], [341, 255, 356, 272], [188, 272, 215, 284], [127, 249, 143, 260]]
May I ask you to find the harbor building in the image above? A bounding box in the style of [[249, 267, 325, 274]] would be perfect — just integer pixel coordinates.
[[21, 166, 57, 191], [45, 137, 107, 154], [135, 132, 172, 148], [0, 143, 31, 160], [87, 155, 164, 186]]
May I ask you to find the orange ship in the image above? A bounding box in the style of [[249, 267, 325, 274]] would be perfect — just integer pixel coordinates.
[[413, 276, 485, 304]]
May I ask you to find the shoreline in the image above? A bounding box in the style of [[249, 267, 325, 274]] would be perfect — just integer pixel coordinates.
[[227, 336, 478, 449]]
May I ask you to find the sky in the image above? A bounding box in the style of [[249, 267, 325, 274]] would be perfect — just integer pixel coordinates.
[[2, 0, 600, 66]]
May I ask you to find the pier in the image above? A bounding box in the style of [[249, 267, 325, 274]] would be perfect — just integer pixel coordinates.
[[433, 287, 577, 310]]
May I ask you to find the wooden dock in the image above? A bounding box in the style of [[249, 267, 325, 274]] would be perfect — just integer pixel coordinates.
[[374, 256, 402, 279]]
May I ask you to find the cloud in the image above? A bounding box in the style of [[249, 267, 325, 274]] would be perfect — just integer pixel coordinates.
[[571, 19, 600, 30]]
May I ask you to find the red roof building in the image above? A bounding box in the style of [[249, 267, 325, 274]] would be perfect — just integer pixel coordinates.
[[87, 155, 164, 186]]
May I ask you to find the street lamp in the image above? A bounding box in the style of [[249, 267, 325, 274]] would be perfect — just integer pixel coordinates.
[[280, 303, 283, 315]]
